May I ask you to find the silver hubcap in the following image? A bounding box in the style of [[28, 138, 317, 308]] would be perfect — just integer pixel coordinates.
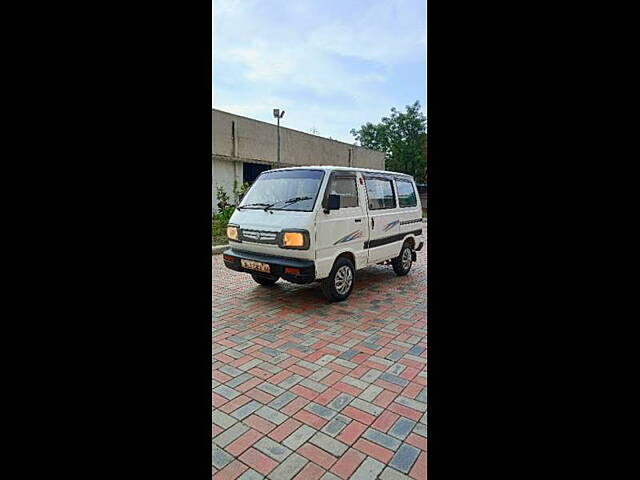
[[402, 248, 412, 270], [335, 265, 353, 295]]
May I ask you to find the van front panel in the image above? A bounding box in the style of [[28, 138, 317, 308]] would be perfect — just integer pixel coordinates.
[[228, 209, 316, 261]]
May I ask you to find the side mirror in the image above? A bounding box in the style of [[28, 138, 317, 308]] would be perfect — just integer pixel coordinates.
[[324, 194, 340, 213]]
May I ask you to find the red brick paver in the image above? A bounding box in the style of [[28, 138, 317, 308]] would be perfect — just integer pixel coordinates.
[[213, 227, 427, 479]]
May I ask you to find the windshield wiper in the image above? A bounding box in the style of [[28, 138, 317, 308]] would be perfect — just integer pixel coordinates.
[[238, 202, 271, 209], [264, 196, 313, 211]]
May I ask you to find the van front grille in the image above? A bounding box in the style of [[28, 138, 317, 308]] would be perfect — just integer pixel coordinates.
[[241, 229, 278, 244]]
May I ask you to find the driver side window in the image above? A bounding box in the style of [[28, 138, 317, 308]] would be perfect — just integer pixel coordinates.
[[329, 176, 359, 208]]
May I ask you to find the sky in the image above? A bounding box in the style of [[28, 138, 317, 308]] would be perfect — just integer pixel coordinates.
[[213, 0, 426, 144]]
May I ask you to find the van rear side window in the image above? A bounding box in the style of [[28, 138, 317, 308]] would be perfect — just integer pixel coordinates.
[[396, 179, 417, 207], [365, 177, 396, 210]]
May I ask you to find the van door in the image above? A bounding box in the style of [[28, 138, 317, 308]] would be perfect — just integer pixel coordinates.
[[395, 177, 423, 240], [363, 174, 402, 264], [315, 172, 368, 279]]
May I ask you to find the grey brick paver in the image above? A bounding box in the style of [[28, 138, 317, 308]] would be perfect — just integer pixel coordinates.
[[299, 378, 328, 393], [386, 350, 403, 361], [283, 425, 317, 450], [362, 428, 402, 451], [380, 466, 412, 480], [239, 358, 263, 371], [238, 469, 265, 480], [386, 363, 407, 376], [338, 349, 359, 361], [212, 445, 233, 469], [341, 376, 369, 390], [296, 360, 321, 372], [368, 357, 394, 368], [320, 473, 341, 480], [394, 396, 427, 412], [220, 365, 245, 377], [389, 444, 420, 473], [413, 422, 427, 437], [308, 432, 348, 457], [212, 410, 237, 429], [315, 355, 336, 366], [321, 417, 349, 437], [327, 393, 354, 412], [379, 372, 409, 387], [333, 358, 357, 369], [278, 374, 303, 389], [388, 417, 417, 441], [417, 387, 427, 404], [269, 391, 297, 410], [408, 345, 425, 356], [213, 422, 249, 447], [305, 402, 338, 421], [359, 384, 383, 402], [266, 452, 308, 480], [226, 372, 254, 388], [258, 382, 285, 397], [308, 367, 332, 382], [255, 405, 288, 425], [260, 363, 283, 374], [350, 398, 384, 416], [231, 400, 263, 420], [254, 437, 293, 462], [360, 369, 384, 384], [213, 385, 241, 400], [350, 457, 385, 480]]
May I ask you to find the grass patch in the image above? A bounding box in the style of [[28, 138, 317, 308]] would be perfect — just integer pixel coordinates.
[[212, 216, 228, 246]]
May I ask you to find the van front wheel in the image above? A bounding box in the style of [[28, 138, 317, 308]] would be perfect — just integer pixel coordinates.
[[392, 243, 413, 276], [321, 257, 355, 302]]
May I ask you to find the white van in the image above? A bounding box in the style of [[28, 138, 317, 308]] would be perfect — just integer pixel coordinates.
[[222, 166, 424, 302]]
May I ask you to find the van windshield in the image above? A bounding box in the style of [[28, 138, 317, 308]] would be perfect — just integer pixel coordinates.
[[239, 169, 325, 212]]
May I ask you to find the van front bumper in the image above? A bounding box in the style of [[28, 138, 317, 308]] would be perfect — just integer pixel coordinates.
[[222, 248, 316, 284]]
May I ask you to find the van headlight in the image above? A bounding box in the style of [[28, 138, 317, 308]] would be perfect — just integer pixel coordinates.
[[278, 230, 310, 250], [226, 225, 240, 242]]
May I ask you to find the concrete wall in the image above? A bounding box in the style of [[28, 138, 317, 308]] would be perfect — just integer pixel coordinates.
[[212, 109, 385, 169], [212, 158, 242, 210]]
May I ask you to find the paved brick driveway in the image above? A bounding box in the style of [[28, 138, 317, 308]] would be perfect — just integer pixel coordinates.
[[213, 231, 426, 480]]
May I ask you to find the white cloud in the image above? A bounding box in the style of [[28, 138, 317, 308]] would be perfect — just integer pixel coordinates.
[[212, 0, 425, 142]]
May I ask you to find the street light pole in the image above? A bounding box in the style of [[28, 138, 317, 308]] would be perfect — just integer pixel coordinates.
[[273, 108, 285, 168]]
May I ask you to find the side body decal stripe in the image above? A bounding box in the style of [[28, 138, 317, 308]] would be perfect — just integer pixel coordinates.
[[364, 229, 422, 249]]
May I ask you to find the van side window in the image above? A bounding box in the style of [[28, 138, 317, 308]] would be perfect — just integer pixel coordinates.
[[365, 177, 396, 210], [396, 179, 417, 207], [329, 176, 359, 208]]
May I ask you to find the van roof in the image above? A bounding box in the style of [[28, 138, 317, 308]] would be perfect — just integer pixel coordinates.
[[266, 165, 414, 179]]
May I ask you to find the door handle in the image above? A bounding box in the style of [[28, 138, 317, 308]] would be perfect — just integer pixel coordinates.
[[355, 218, 362, 223], [371, 218, 375, 229]]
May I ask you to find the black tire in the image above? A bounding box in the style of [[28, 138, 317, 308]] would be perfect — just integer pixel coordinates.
[[251, 274, 279, 286], [321, 257, 355, 302], [392, 242, 413, 276]]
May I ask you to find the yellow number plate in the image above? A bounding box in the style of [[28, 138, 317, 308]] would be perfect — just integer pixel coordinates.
[[241, 259, 271, 273]]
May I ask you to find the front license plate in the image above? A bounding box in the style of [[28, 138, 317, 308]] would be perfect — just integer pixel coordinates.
[[241, 259, 270, 273]]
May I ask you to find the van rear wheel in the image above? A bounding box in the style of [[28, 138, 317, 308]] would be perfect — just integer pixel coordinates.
[[392, 243, 413, 276], [251, 274, 279, 286], [321, 257, 355, 302]]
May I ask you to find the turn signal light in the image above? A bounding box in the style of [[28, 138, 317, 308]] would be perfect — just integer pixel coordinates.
[[282, 232, 304, 247]]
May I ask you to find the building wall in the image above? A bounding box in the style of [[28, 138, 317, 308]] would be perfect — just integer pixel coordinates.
[[212, 158, 242, 210], [212, 109, 385, 212]]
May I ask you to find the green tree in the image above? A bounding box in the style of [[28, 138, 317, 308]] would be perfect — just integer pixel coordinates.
[[350, 101, 427, 183]]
